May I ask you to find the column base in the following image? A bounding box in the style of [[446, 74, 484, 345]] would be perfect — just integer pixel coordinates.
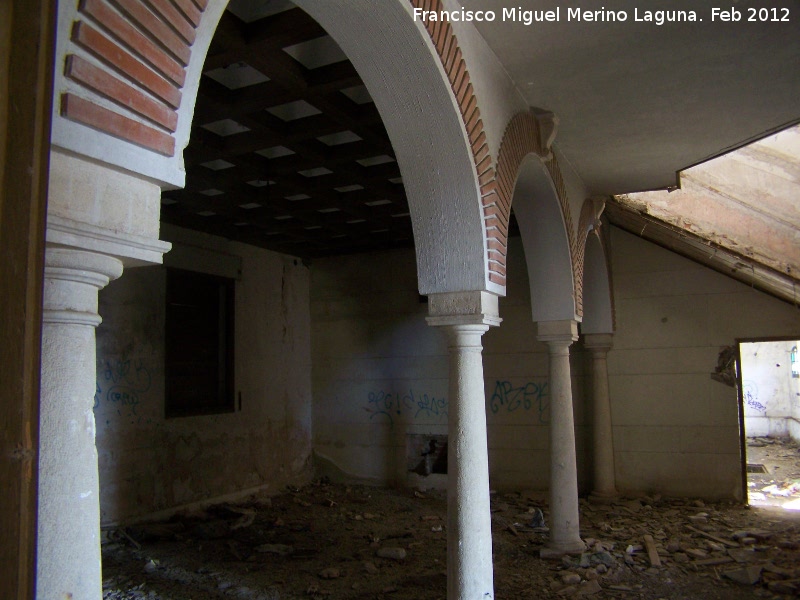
[[589, 490, 619, 504], [540, 539, 586, 559]]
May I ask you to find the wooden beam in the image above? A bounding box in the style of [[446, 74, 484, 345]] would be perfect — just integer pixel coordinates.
[[0, 0, 55, 597]]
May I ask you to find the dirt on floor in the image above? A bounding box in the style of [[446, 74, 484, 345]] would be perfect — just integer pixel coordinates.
[[101, 481, 800, 600], [747, 437, 800, 510]]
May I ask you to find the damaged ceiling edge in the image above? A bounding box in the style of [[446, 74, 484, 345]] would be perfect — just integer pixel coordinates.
[[604, 197, 800, 308]]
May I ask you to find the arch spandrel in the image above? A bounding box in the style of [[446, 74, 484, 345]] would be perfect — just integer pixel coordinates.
[[50, 0, 227, 188]]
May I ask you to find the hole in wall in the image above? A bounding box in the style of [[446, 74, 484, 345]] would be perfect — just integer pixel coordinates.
[[407, 435, 448, 476]]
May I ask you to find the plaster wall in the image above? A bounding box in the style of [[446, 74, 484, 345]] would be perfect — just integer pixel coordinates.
[[608, 227, 800, 500], [94, 226, 312, 525], [792, 372, 800, 442], [740, 341, 800, 439], [310, 238, 589, 492]]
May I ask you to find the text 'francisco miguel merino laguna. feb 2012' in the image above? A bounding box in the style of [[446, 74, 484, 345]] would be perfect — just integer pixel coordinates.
[[413, 6, 792, 26]]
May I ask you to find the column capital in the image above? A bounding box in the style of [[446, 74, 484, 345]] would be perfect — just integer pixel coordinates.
[[584, 332, 614, 352], [425, 290, 502, 329], [537, 319, 579, 344], [45, 245, 123, 285], [43, 245, 123, 326]]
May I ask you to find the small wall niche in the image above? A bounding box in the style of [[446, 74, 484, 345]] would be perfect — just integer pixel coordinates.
[[407, 434, 448, 476]]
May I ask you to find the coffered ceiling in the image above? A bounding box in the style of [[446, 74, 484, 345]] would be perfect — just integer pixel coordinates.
[[161, 3, 419, 258]]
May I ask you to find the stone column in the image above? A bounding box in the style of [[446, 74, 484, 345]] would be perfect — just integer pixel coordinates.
[[37, 246, 123, 600], [538, 320, 585, 557], [427, 292, 500, 600], [584, 333, 618, 501]]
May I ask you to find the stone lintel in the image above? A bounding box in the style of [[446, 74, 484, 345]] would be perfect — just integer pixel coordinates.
[[426, 290, 502, 328], [537, 319, 578, 343], [583, 332, 614, 350]]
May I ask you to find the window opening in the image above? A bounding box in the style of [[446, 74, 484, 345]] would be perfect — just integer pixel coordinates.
[[165, 267, 235, 418]]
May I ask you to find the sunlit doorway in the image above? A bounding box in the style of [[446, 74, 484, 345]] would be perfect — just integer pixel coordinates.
[[739, 340, 800, 509]]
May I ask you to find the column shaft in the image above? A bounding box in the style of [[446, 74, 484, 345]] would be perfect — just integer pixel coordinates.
[[444, 324, 494, 600], [37, 247, 122, 600], [586, 334, 618, 500], [539, 320, 584, 556]]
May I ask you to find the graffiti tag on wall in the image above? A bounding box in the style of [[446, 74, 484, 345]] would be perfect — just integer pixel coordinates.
[[95, 358, 152, 418], [489, 381, 549, 423], [366, 390, 447, 425], [364, 380, 549, 426], [743, 380, 766, 412]]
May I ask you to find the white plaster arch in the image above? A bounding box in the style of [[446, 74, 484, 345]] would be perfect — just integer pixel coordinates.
[[293, 0, 488, 295], [581, 232, 614, 334], [513, 154, 578, 322]]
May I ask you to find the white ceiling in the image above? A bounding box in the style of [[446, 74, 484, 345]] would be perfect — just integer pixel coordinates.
[[462, 0, 800, 195]]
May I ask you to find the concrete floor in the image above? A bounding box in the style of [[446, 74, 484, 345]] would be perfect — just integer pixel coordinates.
[[747, 437, 800, 510]]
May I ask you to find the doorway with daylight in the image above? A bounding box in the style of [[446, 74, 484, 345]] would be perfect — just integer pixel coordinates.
[[738, 339, 800, 509]]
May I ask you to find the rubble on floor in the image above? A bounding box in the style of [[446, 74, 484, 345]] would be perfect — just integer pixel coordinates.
[[747, 437, 800, 510], [102, 481, 800, 600]]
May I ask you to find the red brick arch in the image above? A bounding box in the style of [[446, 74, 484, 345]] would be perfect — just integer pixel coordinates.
[[66, 0, 509, 291], [405, 7, 584, 297], [574, 198, 606, 316], [409, 0, 502, 287], [59, 0, 208, 157], [493, 111, 580, 312]]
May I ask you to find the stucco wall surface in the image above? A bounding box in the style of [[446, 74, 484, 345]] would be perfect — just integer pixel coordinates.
[[608, 228, 800, 500], [95, 226, 312, 525], [310, 238, 589, 492]]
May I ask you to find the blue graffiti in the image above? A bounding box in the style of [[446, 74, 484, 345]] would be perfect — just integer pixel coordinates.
[[489, 380, 549, 423], [366, 389, 448, 425], [365, 380, 550, 426], [743, 381, 765, 412], [96, 359, 151, 417]]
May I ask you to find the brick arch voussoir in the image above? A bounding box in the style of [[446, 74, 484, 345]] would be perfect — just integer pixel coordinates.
[[59, 0, 212, 158], [410, 0, 502, 287], [574, 198, 607, 317], [495, 111, 579, 312]]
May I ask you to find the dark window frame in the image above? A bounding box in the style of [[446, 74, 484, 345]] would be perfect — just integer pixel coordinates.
[[164, 267, 235, 418]]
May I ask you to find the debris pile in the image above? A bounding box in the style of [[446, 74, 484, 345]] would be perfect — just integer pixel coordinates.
[[101, 481, 800, 600]]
